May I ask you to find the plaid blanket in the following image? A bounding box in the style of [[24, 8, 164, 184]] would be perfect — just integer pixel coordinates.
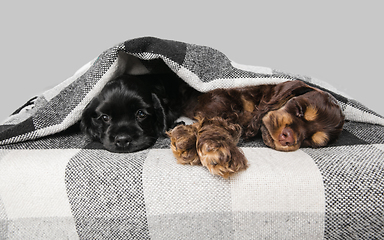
[[0, 37, 383, 239]]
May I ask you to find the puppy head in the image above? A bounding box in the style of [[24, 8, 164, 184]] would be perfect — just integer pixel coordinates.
[[261, 81, 344, 151], [81, 75, 166, 153]]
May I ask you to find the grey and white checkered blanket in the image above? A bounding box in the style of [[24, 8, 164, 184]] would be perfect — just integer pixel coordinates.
[[0, 37, 383, 239]]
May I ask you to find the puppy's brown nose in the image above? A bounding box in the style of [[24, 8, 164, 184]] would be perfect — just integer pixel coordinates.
[[279, 128, 294, 146], [115, 135, 132, 148]]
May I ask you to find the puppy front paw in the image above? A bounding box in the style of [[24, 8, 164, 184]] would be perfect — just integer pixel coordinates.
[[197, 139, 248, 178], [196, 120, 248, 178], [167, 123, 200, 165]]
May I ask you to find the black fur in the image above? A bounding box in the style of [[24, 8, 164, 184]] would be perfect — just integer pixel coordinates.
[[81, 74, 199, 153]]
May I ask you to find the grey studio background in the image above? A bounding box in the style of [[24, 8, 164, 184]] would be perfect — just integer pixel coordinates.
[[0, 1, 382, 123]]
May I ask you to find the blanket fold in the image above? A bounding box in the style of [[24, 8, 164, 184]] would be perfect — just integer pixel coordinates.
[[1, 36, 383, 145]]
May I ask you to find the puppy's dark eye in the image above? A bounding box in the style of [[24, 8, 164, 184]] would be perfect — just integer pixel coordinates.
[[136, 110, 147, 120], [100, 114, 111, 123]]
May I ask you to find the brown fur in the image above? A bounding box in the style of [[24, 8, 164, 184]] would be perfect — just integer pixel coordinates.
[[168, 80, 345, 178]]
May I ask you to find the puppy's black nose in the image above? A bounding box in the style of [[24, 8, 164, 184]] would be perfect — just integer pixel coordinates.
[[115, 135, 132, 148]]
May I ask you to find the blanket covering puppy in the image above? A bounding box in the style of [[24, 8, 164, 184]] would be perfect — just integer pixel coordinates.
[[0, 37, 383, 239], [0, 37, 382, 143]]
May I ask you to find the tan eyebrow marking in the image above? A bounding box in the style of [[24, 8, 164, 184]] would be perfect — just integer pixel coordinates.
[[304, 106, 318, 121], [312, 131, 329, 146], [241, 96, 254, 112]]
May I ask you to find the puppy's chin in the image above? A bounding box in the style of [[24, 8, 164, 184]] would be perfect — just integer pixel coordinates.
[[101, 136, 157, 153]]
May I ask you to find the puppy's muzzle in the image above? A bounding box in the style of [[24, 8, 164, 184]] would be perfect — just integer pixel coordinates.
[[115, 134, 132, 148], [278, 128, 295, 146]]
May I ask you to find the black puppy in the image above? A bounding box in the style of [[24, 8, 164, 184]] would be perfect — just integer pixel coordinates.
[[81, 74, 199, 153]]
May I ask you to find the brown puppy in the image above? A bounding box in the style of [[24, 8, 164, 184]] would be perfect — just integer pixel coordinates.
[[168, 80, 345, 178]]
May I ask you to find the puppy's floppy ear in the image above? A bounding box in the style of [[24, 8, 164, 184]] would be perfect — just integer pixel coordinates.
[[80, 98, 102, 140], [152, 93, 167, 135], [265, 80, 315, 110]]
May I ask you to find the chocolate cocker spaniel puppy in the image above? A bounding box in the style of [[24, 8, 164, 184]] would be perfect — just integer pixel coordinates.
[[168, 80, 345, 178], [81, 74, 199, 153]]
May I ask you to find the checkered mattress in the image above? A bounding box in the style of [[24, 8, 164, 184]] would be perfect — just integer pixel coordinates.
[[0, 37, 383, 239]]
